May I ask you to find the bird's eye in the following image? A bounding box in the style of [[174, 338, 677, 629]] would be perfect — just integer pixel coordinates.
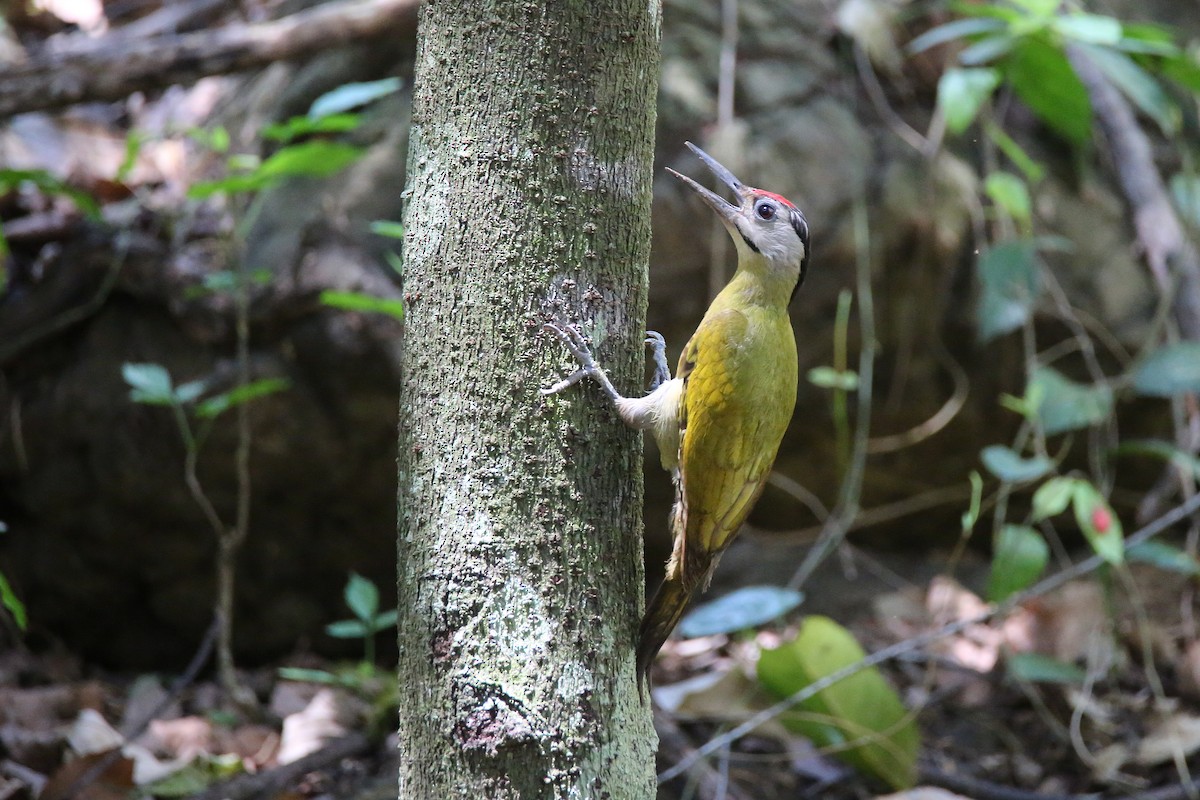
[[755, 201, 776, 221]]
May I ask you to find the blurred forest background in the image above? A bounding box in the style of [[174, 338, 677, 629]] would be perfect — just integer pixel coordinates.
[[3, 0, 1200, 798]]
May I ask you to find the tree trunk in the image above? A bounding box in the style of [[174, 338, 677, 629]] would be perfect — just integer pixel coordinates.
[[396, 2, 661, 798]]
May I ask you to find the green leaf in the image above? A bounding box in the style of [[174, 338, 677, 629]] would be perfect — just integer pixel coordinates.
[[1114, 439, 1200, 480], [369, 220, 406, 239], [1169, 174, 1200, 229], [1127, 541, 1200, 576], [1052, 14, 1122, 46], [117, 130, 145, 183], [1078, 44, 1178, 135], [0, 572, 27, 630], [988, 524, 1048, 602], [976, 240, 1040, 342], [961, 470, 984, 533], [344, 572, 379, 623], [984, 121, 1045, 182], [308, 77, 403, 119], [0, 169, 100, 218], [958, 35, 1018, 66], [1132, 342, 1200, 397], [372, 608, 398, 630], [980, 445, 1052, 483], [678, 586, 805, 638], [1029, 366, 1112, 435], [319, 290, 405, 321], [174, 380, 207, 405], [1163, 51, 1200, 92], [1006, 652, 1086, 684], [907, 17, 1009, 55], [1116, 23, 1179, 57], [757, 616, 919, 790], [1071, 480, 1124, 565], [807, 366, 859, 391], [261, 113, 362, 143], [326, 619, 370, 639], [1032, 476, 1076, 520], [985, 171, 1032, 228], [189, 141, 364, 198], [938, 67, 1001, 134], [122, 362, 175, 405], [195, 377, 290, 419], [1006, 37, 1093, 145], [1007, 0, 1058, 18]]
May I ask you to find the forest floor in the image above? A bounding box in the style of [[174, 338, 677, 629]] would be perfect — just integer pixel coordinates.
[[3, 545, 1199, 800]]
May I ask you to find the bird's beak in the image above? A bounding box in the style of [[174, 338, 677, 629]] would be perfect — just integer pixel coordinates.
[[666, 141, 748, 226]]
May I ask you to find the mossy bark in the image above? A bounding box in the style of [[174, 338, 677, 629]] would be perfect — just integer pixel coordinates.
[[397, 2, 661, 797]]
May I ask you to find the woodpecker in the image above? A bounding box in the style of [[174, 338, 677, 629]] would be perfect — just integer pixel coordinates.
[[543, 141, 810, 690]]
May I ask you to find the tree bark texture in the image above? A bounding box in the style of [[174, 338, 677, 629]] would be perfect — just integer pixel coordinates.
[[397, 2, 661, 798]]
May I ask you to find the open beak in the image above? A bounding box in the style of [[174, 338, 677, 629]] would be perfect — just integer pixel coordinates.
[[665, 141, 749, 226]]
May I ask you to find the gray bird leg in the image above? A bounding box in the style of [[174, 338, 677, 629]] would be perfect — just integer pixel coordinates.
[[645, 331, 670, 391]]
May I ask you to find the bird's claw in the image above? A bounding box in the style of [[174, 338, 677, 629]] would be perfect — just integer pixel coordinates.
[[645, 330, 670, 390], [541, 322, 603, 396]]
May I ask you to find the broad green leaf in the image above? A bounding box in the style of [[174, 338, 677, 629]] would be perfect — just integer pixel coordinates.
[[1114, 439, 1200, 480], [938, 67, 1001, 134], [174, 380, 207, 405], [1071, 480, 1124, 565], [1169, 174, 1200, 229], [308, 78, 403, 120], [344, 572, 379, 622], [189, 142, 364, 198], [1079, 44, 1178, 135], [1007, 0, 1058, 18], [1029, 367, 1112, 435], [0, 572, 26, 630], [1132, 342, 1200, 397], [679, 586, 805, 637], [1052, 14, 1122, 46], [1006, 652, 1086, 684], [319, 290, 405, 321], [261, 113, 362, 143], [1127, 541, 1200, 576], [372, 608, 399, 630], [122, 362, 175, 405], [758, 616, 919, 790], [1116, 22, 1179, 57], [987, 524, 1048, 602], [980, 445, 1052, 483], [325, 619, 370, 638], [906, 17, 1008, 55], [976, 240, 1039, 342], [369, 220, 406, 239], [985, 172, 1032, 228], [1032, 476, 1075, 520], [1163, 52, 1200, 92], [1006, 37, 1092, 145], [196, 377, 290, 419]]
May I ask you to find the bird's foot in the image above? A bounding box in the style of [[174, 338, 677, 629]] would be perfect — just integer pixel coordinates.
[[541, 321, 621, 401], [645, 331, 670, 391]]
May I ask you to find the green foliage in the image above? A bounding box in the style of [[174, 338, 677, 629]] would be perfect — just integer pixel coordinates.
[[1131, 342, 1200, 396], [976, 240, 1040, 341], [677, 586, 804, 638], [987, 524, 1048, 601], [307, 77, 403, 119], [324, 573, 397, 665], [189, 141, 364, 199], [319, 290, 405, 321], [980, 445, 1052, 483], [1127, 540, 1200, 576], [122, 363, 288, 420], [1028, 366, 1113, 435], [1006, 652, 1086, 684], [757, 616, 919, 790], [0, 523, 26, 630], [1031, 477, 1124, 565]]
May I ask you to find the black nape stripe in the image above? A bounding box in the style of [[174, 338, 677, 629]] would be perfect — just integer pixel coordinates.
[[739, 231, 761, 253]]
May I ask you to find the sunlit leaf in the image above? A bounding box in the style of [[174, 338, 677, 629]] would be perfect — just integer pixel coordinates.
[[1007, 0, 1058, 18], [976, 240, 1039, 342], [1071, 480, 1123, 565], [1029, 366, 1112, 435], [262, 113, 362, 143], [1114, 439, 1200, 480], [1006, 37, 1092, 145], [369, 220, 406, 239], [0, 169, 100, 217], [938, 67, 1001, 133], [122, 363, 175, 405], [679, 586, 804, 637], [980, 445, 1052, 483], [320, 290, 405, 321], [195, 377, 290, 418], [1163, 51, 1200, 92], [1052, 14, 1122, 46], [985, 121, 1044, 182], [757, 616, 919, 790], [1006, 652, 1086, 684], [0, 572, 26, 630], [807, 366, 859, 391], [988, 524, 1048, 602], [985, 171, 1032, 228], [308, 77, 403, 120], [958, 34, 1017, 65], [1032, 476, 1075, 520]]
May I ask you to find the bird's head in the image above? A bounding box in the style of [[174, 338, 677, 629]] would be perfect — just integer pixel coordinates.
[[667, 141, 810, 300]]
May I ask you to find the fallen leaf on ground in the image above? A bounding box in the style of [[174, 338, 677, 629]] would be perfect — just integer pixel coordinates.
[[277, 690, 348, 765], [1136, 713, 1200, 766]]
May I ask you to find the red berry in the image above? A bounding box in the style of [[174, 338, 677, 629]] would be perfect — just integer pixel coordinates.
[[1091, 506, 1112, 534]]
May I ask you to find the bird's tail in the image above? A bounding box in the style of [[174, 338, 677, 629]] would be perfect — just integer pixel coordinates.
[[636, 574, 692, 697]]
